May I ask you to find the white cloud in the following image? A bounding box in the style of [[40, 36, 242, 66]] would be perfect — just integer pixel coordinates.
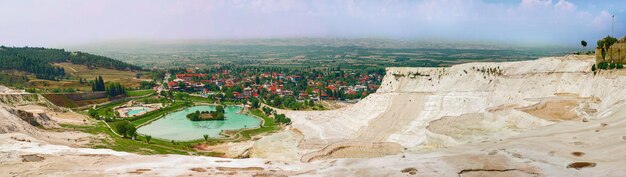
[[555, 0, 576, 11], [519, 0, 553, 10]]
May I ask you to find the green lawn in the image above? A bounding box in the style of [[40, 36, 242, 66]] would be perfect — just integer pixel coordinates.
[[186, 96, 213, 103], [95, 99, 128, 117], [239, 109, 280, 140], [250, 109, 277, 127], [129, 101, 191, 125], [126, 89, 156, 97]]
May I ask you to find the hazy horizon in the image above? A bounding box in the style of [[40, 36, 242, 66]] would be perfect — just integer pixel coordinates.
[[1, 0, 624, 47]]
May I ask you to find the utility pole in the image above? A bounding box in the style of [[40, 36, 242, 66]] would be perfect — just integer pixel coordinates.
[[612, 14, 615, 36]]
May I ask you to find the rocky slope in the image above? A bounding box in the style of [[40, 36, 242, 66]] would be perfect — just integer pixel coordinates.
[[0, 86, 93, 147], [279, 55, 616, 154], [0, 86, 67, 111]]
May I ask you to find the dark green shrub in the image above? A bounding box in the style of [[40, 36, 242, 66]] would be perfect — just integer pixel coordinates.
[[591, 64, 596, 71], [597, 62, 609, 69], [25, 88, 37, 93]]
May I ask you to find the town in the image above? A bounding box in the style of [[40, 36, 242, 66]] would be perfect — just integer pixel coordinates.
[[163, 66, 385, 110]]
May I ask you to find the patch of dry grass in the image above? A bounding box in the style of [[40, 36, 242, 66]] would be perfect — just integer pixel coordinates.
[[53, 62, 147, 88]]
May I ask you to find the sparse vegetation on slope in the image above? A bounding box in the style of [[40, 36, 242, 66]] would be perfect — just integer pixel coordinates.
[[0, 46, 141, 80]]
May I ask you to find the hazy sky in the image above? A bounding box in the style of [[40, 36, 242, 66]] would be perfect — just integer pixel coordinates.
[[1, 0, 624, 47]]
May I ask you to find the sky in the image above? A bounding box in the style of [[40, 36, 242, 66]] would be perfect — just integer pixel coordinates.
[[0, 0, 624, 47]]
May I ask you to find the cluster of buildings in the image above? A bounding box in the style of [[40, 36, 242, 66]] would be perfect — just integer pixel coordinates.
[[167, 74, 207, 89], [165, 69, 383, 101]]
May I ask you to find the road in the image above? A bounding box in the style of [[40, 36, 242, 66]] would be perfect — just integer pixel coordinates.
[[157, 73, 171, 94]]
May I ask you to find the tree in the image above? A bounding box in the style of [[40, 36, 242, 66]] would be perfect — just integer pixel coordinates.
[[177, 82, 186, 90], [581, 40, 587, 48], [598, 39, 607, 62], [145, 135, 152, 144], [88, 108, 98, 119], [215, 105, 225, 114], [92, 77, 98, 91], [224, 92, 234, 100], [598, 36, 619, 63], [272, 96, 282, 107], [92, 76, 106, 92], [262, 107, 273, 115], [203, 134, 209, 142], [139, 81, 157, 89], [251, 98, 260, 109], [115, 122, 128, 137], [104, 82, 125, 97], [126, 124, 137, 139], [115, 121, 136, 138], [187, 111, 201, 121], [98, 76, 105, 91]]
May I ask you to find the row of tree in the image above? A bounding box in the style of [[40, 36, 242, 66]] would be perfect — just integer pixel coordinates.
[[105, 82, 126, 97], [92, 76, 106, 91], [91, 76, 126, 97]]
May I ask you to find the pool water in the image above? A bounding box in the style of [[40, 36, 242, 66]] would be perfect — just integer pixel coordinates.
[[136, 105, 260, 141], [127, 107, 149, 117]]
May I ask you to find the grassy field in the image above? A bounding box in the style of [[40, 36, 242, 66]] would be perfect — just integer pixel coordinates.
[[21, 62, 148, 92], [54, 62, 142, 82], [126, 89, 155, 97], [184, 95, 213, 103], [27, 78, 92, 91], [51, 62, 150, 89]]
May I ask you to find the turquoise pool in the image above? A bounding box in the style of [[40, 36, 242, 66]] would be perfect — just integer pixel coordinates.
[[127, 107, 149, 117], [136, 105, 260, 141]]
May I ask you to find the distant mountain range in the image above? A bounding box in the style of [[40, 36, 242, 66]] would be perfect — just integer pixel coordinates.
[[68, 38, 580, 51]]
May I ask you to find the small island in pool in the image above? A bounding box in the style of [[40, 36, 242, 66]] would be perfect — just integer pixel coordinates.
[[186, 105, 226, 121]]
